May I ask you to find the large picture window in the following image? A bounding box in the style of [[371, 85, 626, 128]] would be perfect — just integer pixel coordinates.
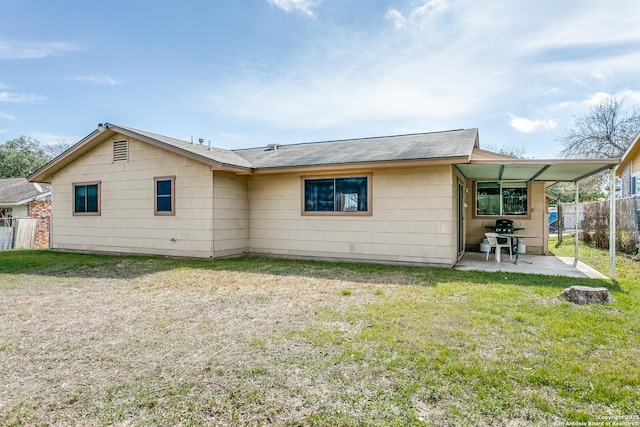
[[73, 182, 101, 215], [303, 175, 371, 215], [476, 181, 528, 216], [155, 176, 175, 216]]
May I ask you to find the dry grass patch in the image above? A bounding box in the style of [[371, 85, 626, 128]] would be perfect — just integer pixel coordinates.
[[1, 253, 395, 425], [1, 250, 638, 426]]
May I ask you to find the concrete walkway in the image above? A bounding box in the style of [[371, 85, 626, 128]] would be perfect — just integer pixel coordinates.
[[455, 251, 607, 279]]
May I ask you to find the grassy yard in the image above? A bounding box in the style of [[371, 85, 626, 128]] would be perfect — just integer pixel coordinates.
[[0, 245, 638, 426]]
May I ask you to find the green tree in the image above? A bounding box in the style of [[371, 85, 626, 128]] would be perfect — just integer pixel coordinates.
[[0, 136, 50, 178], [546, 175, 606, 205]]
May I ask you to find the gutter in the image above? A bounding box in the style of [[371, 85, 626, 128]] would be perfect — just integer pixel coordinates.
[[249, 156, 471, 175]]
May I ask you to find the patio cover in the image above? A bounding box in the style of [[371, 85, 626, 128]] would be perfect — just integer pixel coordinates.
[[455, 158, 619, 182], [457, 156, 620, 279]]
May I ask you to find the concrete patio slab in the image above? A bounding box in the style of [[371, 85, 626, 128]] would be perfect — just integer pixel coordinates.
[[455, 251, 607, 279]]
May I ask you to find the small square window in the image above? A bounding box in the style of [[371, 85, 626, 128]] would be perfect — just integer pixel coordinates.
[[154, 176, 175, 216]]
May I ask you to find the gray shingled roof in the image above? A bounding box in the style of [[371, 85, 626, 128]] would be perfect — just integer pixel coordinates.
[[0, 177, 51, 204], [234, 129, 478, 169], [113, 125, 256, 169]]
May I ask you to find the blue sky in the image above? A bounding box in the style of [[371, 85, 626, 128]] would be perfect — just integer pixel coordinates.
[[1, 0, 639, 158]]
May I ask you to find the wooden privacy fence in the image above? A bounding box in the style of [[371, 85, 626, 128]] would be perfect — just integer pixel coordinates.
[[558, 196, 639, 254], [0, 218, 42, 250]]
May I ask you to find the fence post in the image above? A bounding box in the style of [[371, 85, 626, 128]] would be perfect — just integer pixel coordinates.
[[575, 181, 579, 261], [609, 167, 616, 279], [558, 204, 563, 244]]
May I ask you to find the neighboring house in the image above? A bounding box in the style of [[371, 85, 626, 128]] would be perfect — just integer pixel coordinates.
[[617, 132, 640, 197], [28, 123, 618, 266], [0, 177, 52, 249]]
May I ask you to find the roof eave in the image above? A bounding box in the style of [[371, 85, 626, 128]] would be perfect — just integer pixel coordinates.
[[106, 124, 254, 173], [28, 129, 103, 183], [468, 158, 620, 166], [28, 124, 253, 183], [14, 194, 46, 205], [615, 132, 640, 176], [251, 156, 471, 174]]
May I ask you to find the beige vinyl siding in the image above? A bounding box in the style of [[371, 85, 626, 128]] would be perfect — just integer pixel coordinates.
[[212, 171, 249, 257], [51, 134, 215, 258], [465, 180, 548, 254], [249, 166, 458, 266], [453, 166, 468, 259], [632, 152, 640, 174]]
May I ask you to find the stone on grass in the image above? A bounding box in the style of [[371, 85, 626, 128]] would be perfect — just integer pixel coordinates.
[[559, 285, 615, 305]]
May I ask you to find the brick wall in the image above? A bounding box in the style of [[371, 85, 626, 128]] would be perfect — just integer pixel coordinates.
[[28, 200, 51, 249]]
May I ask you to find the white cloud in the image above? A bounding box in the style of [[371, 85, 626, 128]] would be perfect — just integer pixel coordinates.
[[583, 89, 640, 106], [73, 75, 124, 86], [0, 41, 79, 59], [0, 91, 45, 103], [207, 0, 640, 158], [386, 0, 450, 30], [208, 46, 502, 130], [591, 70, 611, 80], [411, 0, 450, 19], [582, 91, 613, 106], [552, 89, 640, 111], [0, 111, 17, 121], [266, 0, 322, 17], [508, 115, 557, 133], [385, 9, 406, 30]]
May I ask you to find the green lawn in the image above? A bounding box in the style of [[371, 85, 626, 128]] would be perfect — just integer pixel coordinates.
[[0, 245, 638, 426]]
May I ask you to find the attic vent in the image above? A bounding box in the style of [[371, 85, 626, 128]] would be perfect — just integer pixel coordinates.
[[113, 140, 128, 162], [265, 143, 281, 152]]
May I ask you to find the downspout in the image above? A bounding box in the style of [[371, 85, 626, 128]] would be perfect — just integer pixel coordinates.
[[574, 181, 579, 261], [609, 167, 616, 279]]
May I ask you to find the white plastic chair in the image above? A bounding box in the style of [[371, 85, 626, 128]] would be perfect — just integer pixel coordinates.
[[485, 233, 512, 262]]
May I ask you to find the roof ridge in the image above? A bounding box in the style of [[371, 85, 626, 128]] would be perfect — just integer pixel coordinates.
[[233, 128, 474, 152]]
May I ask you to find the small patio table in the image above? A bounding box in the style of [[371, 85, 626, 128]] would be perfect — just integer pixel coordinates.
[[496, 234, 537, 265]]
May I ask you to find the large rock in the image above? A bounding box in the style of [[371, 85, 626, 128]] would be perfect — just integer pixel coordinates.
[[559, 286, 615, 305]]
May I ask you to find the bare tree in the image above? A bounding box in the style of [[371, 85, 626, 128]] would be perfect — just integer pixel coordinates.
[[482, 143, 527, 159], [42, 140, 73, 159], [558, 93, 640, 158]]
